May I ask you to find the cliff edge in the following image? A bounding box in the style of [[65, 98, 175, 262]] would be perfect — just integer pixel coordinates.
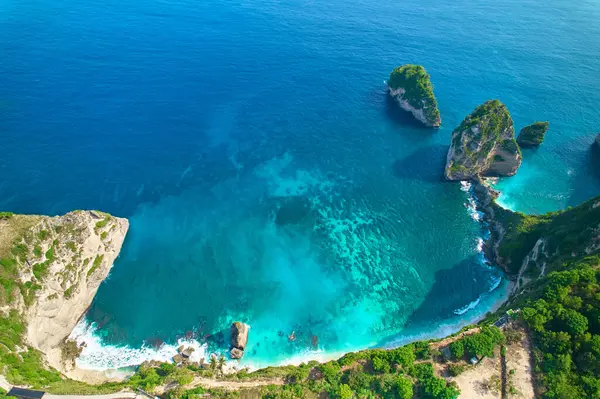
[[0, 210, 128, 380], [388, 64, 441, 128], [445, 100, 522, 180]]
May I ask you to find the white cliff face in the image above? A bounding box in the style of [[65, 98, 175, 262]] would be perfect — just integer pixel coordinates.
[[445, 109, 522, 181], [11, 211, 128, 373], [388, 87, 441, 128]]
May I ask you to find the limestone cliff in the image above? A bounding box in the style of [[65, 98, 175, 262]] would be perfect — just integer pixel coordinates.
[[388, 65, 441, 128], [445, 100, 522, 180], [0, 210, 128, 376]]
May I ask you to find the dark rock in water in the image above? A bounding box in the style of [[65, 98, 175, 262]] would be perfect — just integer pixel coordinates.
[[231, 322, 249, 350], [517, 121, 549, 147], [595, 133, 600, 149], [311, 335, 318, 349], [230, 347, 244, 359], [173, 354, 184, 364], [181, 347, 195, 358], [275, 197, 312, 226]]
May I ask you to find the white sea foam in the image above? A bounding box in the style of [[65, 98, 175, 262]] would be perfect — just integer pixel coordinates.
[[488, 275, 502, 292], [459, 181, 472, 192], [70, 320, 209, 370], [453, 297, 482, 316], [476, 237, 484, 253]]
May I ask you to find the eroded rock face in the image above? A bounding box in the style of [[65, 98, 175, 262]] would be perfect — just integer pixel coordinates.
[[230, 321, 249, 359], [5, 211, 129, 374], [445, 100, 522, 180], [388, 65, 441, 128], [230, 347, 244, 359], [231, 322, 249, 349]]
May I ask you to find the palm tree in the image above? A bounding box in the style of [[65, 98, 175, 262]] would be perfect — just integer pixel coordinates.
[[217, 354, 226, 374], [208, 355, 218, 371]]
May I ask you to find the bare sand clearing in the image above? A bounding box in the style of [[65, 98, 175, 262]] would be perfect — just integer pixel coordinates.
[[451, 348, 501, 399], [505, 330, 535, 398]]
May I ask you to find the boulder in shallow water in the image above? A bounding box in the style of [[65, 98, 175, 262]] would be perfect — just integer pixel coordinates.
[[595, 133, 600, 149], [173, 354, 184, 364], [230, 322, 249, 350], [230, 347, 244, 359], [181, 347, 195, 358]]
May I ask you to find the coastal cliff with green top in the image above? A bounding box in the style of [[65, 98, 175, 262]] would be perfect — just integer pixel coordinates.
[[445, 100, 522, 180], [0, 211, 128, 385], [387, 65, 441, 128]]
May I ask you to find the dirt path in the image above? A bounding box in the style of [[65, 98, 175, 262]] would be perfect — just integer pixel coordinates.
[[188, 377, 284, 391], [45, 393, 138, 399]]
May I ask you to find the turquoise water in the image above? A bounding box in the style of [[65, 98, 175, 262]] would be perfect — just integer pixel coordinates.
[[1, 0, 599, 369]]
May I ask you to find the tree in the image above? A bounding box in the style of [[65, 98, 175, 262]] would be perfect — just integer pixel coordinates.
[[217, 354, 226, 374], [337, 384, 353, 399], [395, 376, 413, 399], [449, 341, 464, 359], [372, 356, 391, 374], [389, 346, 415, 368], [319, 361, 341, 385], [562, 309, 588, 335], [208, 355, 217, 371]]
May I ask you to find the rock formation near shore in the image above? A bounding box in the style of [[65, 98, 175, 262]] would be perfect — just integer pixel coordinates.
[[388, 64, 441, 128], [0, 210, 128, 377], [230, 321, 249, 359], [517, 121, 549, 147], [445, 100, 522, 180]]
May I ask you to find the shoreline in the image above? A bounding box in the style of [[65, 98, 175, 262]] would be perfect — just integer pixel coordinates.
[[62, 181, 516, 384]]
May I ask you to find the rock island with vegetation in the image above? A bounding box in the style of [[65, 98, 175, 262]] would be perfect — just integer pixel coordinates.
[[517, 121, 549, 147], [387, 65, 441, 128], [445, 100, 522, 180]]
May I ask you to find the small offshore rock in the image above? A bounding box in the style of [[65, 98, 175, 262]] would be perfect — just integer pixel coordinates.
[[181, 347, 195, 358], [230, 347, 244, 359], [230, 321, 249, 350], [177, 345, 184, 353], [517, 121, 549, 147], [172, 354, 184, 364], [387, 64, 441, 127]]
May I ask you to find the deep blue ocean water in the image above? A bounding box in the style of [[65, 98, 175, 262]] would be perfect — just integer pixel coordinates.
[[1, 0, 600, 369]]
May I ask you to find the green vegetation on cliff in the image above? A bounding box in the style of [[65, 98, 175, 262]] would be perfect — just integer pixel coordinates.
[[517, 122, 549, 147], [445, 100, 521, 180], [388, 65, 440, 124], [519, 255, 600, 398], [494, 195, 600, 274]]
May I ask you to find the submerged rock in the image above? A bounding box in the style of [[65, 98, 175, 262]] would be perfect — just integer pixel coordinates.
[[517, 121, 549, 147], [445, 100, 522, 180], [387, 64, 441, 128], [595, 133, 600, 149]]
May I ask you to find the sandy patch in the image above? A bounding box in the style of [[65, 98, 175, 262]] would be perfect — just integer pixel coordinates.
[[505, 329, 535, 398], [450, 348, 502, 399]]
